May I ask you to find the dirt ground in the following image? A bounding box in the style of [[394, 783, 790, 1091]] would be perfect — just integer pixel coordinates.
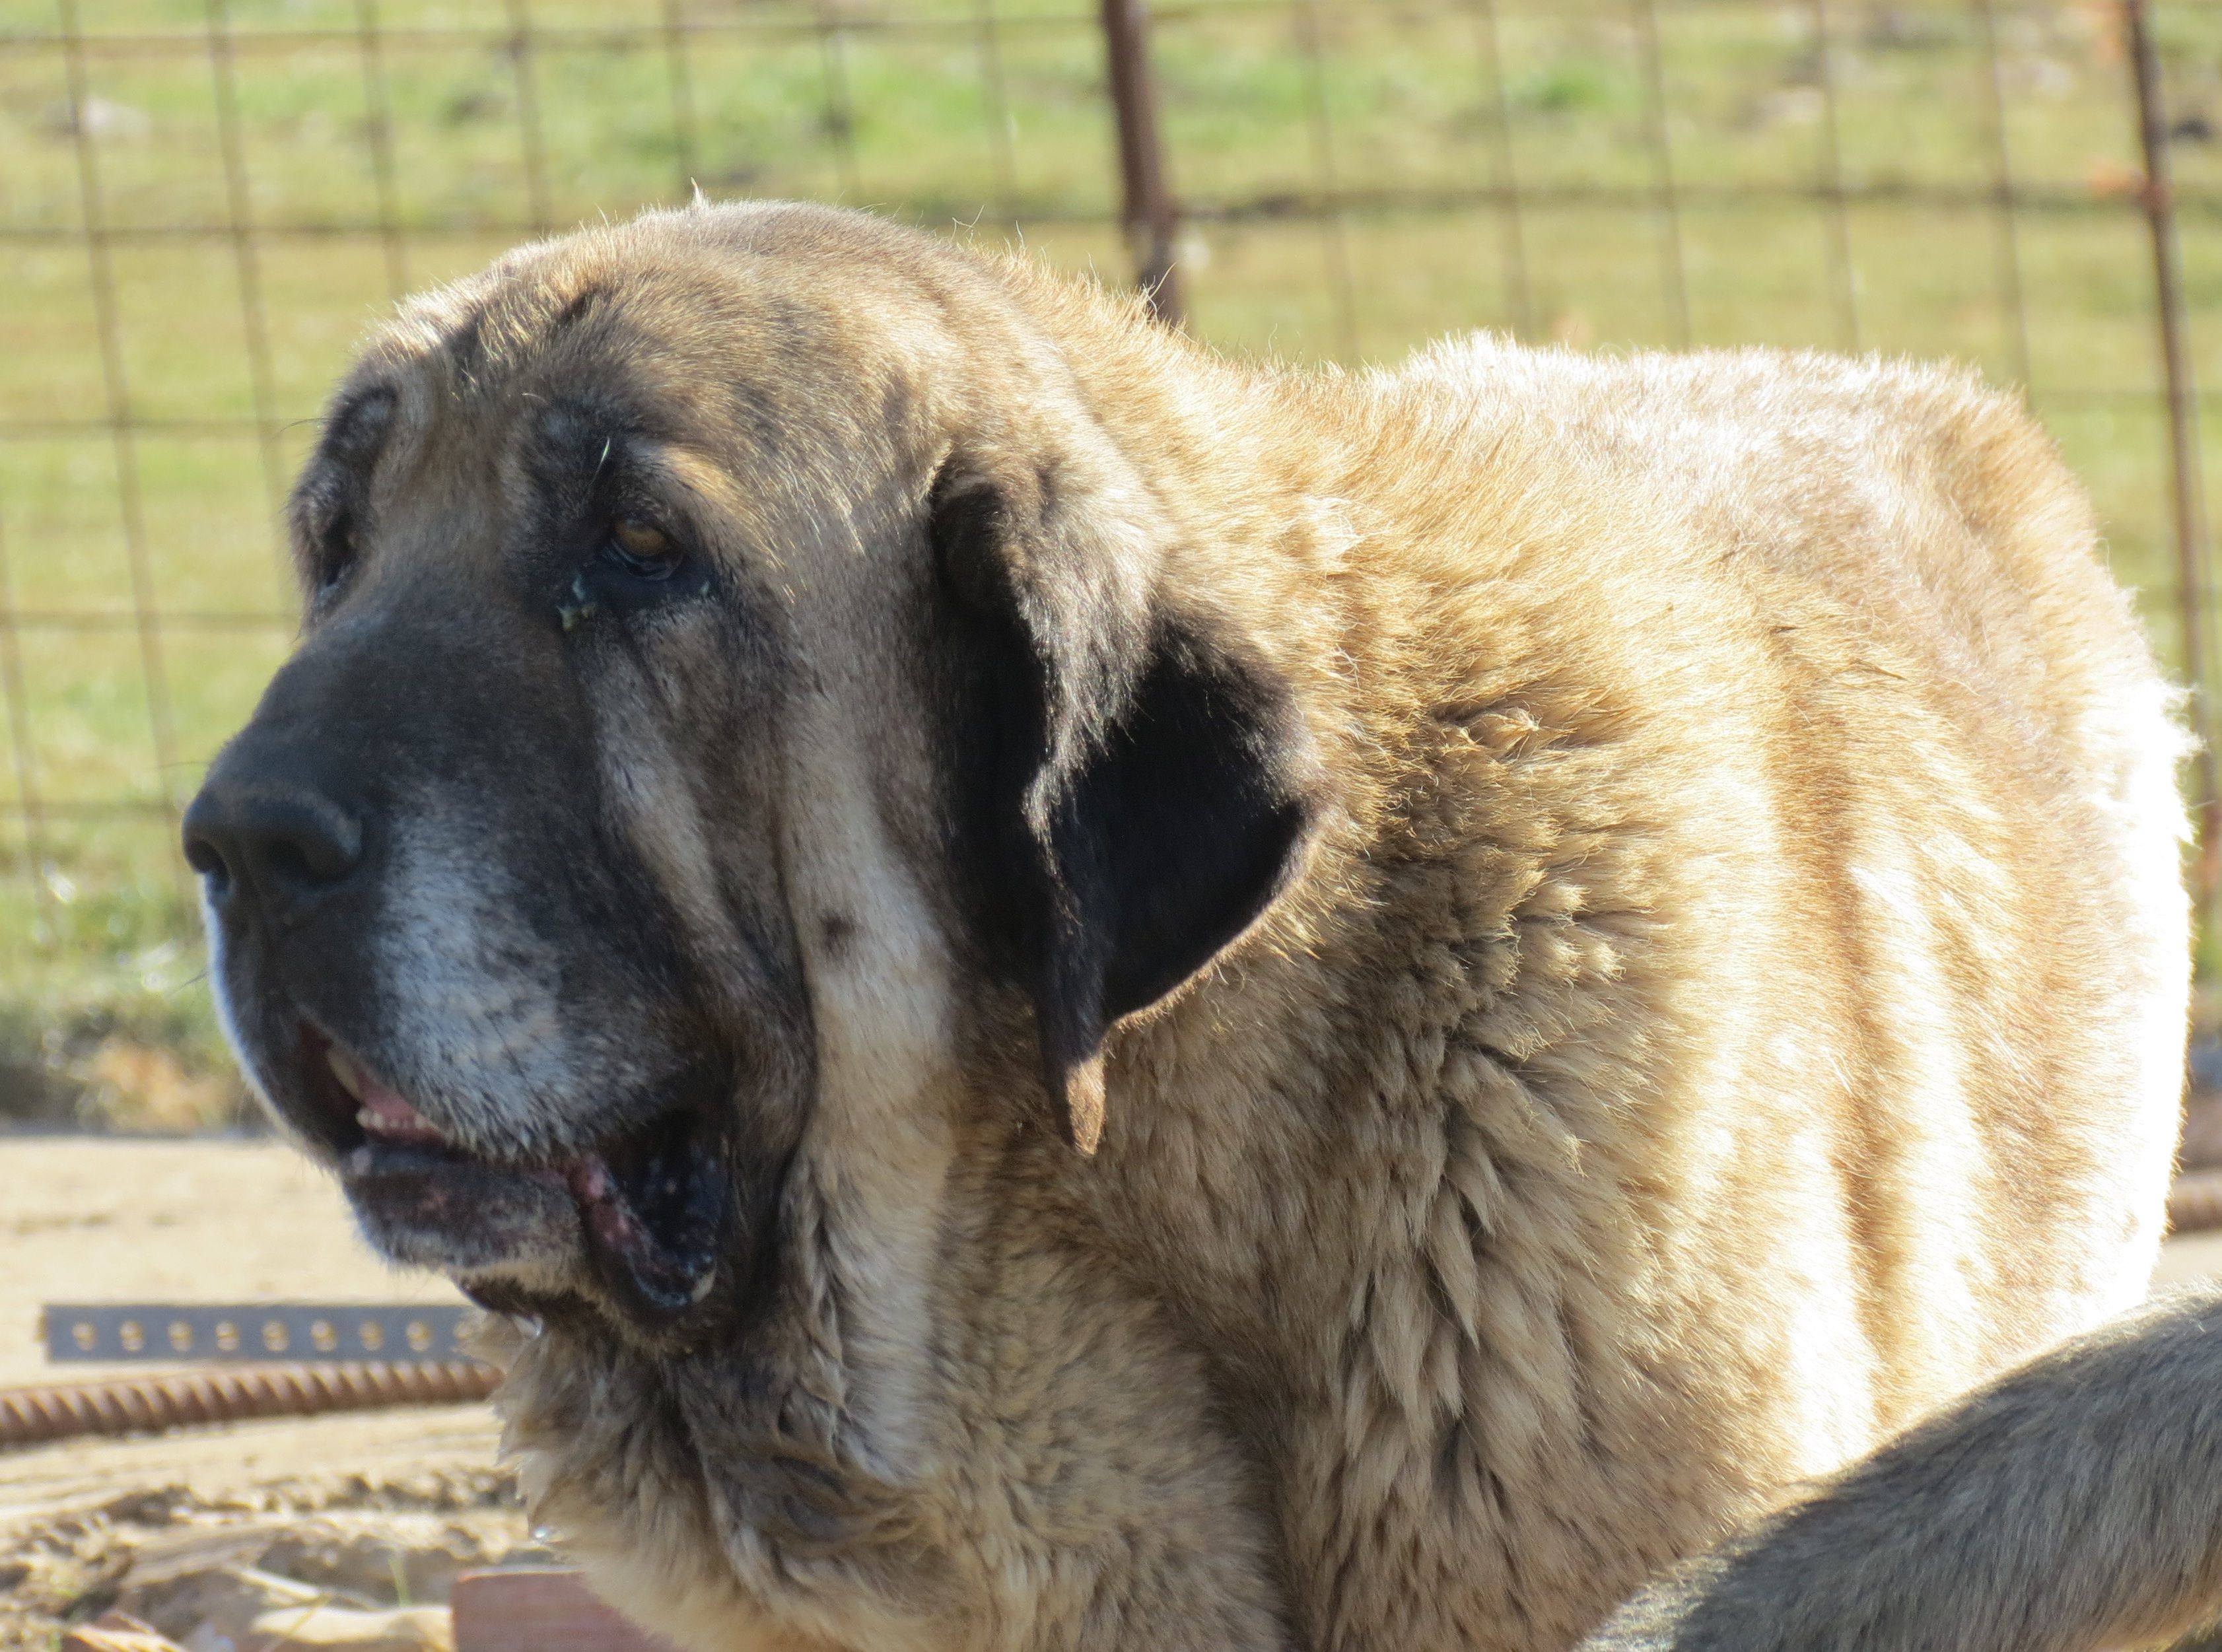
[[1, 1139, 497, 1518], [0, 1139, 527, 1647]]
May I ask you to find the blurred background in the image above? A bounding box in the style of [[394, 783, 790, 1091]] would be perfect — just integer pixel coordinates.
[[3, 0, 2220, 1131]]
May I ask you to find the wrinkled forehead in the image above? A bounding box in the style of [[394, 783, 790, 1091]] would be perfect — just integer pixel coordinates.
[[295, 237, 940, 551]]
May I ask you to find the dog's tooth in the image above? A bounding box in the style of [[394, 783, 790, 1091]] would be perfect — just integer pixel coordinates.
[[328, 1047, 366, 1101]]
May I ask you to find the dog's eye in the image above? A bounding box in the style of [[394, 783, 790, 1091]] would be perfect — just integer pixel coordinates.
[[601, 515, 681, 581], [316, 508, 357, 596]]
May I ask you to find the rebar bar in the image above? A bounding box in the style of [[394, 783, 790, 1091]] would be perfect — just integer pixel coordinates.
[[0, 1362, 499, 1452]]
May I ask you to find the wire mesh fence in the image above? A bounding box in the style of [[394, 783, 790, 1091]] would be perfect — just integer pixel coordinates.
[[1, 0, 2219, 1122]]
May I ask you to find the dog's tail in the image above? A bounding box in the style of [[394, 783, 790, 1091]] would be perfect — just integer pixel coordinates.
[[1582, 1284, 2222, 1652]]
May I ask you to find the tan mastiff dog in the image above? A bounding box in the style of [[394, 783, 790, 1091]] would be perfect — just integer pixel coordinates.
[[184, 202, 2189, 1652]]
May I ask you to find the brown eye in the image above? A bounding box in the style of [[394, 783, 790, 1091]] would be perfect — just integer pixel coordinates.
[[602, 514, 680, 580]]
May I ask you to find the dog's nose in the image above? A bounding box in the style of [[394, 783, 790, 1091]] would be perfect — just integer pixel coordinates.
[[182, 774, 365, 918]]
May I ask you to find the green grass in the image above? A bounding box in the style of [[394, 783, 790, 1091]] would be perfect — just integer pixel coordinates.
[[3, 0, 2221, 1123]]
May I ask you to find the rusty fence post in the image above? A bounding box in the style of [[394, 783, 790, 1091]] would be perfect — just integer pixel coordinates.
[[1100, 0, 1183, 326], [2126, 0, 2219, 930]]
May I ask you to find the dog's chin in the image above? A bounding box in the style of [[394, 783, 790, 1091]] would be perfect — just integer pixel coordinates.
[[265, 1021, 736, 1340]]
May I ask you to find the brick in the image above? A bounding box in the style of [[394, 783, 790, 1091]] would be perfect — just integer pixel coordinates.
[[450, 1568, 677, 1652]]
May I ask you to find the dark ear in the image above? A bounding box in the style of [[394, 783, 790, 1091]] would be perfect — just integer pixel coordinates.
[[932, 467, 1319, 1153]]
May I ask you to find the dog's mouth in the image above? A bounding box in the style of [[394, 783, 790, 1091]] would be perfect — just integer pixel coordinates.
[[295, 1023, 730, 1324]]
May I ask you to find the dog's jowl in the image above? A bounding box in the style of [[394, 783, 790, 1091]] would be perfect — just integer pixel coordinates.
[[186, 203, 2189, 1652]]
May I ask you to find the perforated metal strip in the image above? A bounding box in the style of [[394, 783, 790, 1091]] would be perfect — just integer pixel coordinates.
[[41, 1303, 476, 1364]]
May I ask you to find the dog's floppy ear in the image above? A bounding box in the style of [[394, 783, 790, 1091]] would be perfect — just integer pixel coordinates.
[[932, 458, 1319, 1154]]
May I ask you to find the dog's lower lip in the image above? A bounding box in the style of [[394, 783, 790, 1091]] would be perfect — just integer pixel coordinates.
[[345, 1138, 561, 1181]]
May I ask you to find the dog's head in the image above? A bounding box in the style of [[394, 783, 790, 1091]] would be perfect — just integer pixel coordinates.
[[184, 203, 1323, 1346]]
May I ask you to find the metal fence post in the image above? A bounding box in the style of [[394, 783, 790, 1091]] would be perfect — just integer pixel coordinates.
[[1099, 0, 1183, 326], [2126, 0, 2219, 929]]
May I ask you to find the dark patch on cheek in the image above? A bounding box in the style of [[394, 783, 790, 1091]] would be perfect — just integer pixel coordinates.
[[818, 914, 857, 962]]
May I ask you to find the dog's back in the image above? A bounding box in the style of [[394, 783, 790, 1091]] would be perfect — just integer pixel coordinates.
[[1381, 340, 2188, 1356], [1375, 342, 2186, 1375]]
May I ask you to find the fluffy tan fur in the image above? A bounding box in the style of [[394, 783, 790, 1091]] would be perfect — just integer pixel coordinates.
[[331, 203, 2184, 1652]]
